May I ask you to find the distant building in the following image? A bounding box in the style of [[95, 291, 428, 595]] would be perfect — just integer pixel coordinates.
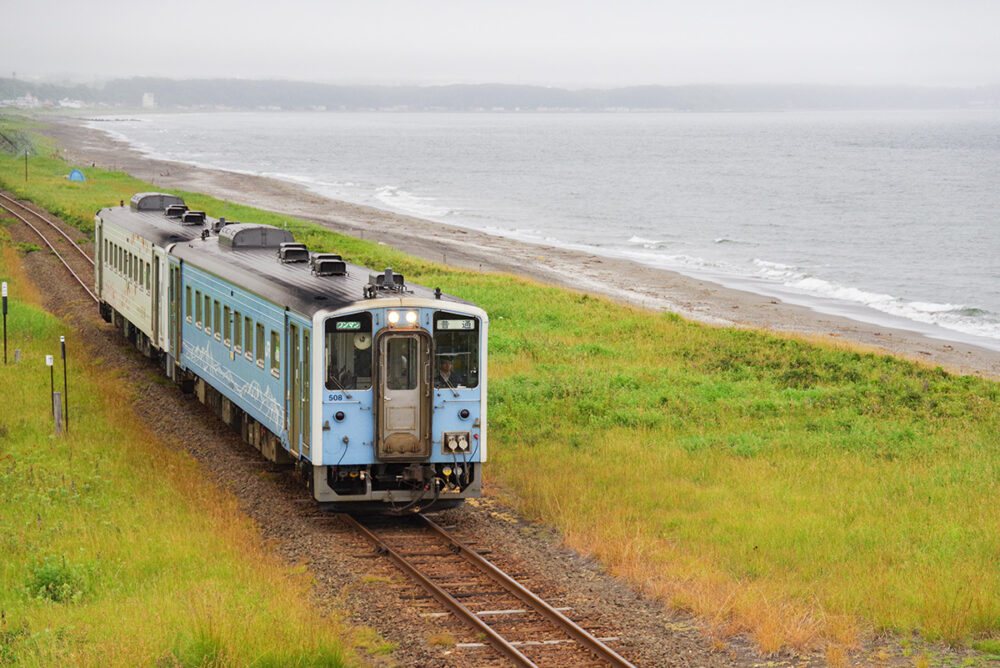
[[142, 93, 155, 109]]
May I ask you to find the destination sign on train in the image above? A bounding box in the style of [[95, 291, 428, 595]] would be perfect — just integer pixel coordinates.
[[336, 321, 362, 330], [437, 319, 474, 330]]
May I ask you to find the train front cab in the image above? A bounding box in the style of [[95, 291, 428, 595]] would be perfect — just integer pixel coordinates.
[[310, 301, 487, 511]]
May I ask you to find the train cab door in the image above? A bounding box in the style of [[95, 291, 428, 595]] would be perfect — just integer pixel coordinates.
[[376, 330, 432, 460], [287, 322, 301, 457], [169, 264, 181, 360]]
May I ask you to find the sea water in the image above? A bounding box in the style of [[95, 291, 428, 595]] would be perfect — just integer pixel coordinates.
[[90, 110, 1000, 350]]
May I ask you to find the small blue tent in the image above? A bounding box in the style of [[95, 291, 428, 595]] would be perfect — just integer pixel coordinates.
[[67, 169, 86, 182]]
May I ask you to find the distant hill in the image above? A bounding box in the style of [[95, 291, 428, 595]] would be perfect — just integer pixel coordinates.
[[2, 77, 999, 111]]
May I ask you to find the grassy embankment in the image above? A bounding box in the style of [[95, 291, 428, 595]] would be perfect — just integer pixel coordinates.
[[0, 122, 371, 667], [3, 115, 1000, 660]]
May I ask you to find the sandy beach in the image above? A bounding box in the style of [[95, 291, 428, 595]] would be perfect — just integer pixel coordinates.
[[40, 115, 1000, 380]]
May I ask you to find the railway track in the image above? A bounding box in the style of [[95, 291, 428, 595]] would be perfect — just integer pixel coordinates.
[[344, 512, 637, 667], [0, 191, 97, 302]]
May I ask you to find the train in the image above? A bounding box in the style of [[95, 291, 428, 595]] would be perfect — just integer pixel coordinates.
[[94, 192, 488, 512]]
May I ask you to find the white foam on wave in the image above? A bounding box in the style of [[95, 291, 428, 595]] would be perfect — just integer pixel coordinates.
[[627, 235, 665, 246], [374, 185, 454, 219], [750, 258, 1000, 341]]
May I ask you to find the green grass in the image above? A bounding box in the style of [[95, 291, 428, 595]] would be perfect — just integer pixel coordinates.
[[4, 117, 1000, 655], [0, 234, 360, 664]]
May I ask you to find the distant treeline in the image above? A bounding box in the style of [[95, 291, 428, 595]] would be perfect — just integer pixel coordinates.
[[3, 77, 999, 111]]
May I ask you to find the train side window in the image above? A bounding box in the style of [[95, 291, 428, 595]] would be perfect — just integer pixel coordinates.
[[244, 316, 253, 361], [195, 290, 203, 329], [324, 313, 373, 391], [233, 311, 242, 352], [213, 300, 221, 341], [185, 287, 192, 323], [145, 262, 151, 290], [270, 330, 280, 378], [204, 295, 212, 335], [255, 324, 265, 369], [433, 311, 480, 389], [223, 306, 232, 347]]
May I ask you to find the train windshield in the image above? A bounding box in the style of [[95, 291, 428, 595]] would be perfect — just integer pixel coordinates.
[[433, 311, 479, 389], [325, 313, 373, 391]]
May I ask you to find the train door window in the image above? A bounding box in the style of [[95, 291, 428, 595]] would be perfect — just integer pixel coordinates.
[[244, 316, 253, 361], [195, 290, 203, 328], [204, 295, 212, 335], [302, 331, 310, 451], [185, 287, 193, 323], [432, 311, 480, 389], [270, 330, 280, 378], [233, 311, 242, 353], [386, 337, 418, 390], [255, 323, 265, 369], [223, 306, 232, 347], [213, 300, 221, 341], [324, 313, 373, 391]]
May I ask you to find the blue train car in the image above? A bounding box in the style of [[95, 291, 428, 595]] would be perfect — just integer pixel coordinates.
[[95, 194, 488, 512]]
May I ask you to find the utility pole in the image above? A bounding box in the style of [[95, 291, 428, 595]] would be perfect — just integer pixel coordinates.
[[61, 336, 69, 432], [2, 282, 7, 365]]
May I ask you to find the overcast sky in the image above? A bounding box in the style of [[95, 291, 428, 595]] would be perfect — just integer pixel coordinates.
[[7, 0, 999, 87]]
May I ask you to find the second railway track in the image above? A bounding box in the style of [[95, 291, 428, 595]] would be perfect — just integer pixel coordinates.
[[0, 191, 97, 302]]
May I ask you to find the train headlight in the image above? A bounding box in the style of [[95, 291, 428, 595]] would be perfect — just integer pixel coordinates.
[[387, 311, 400, 325], [405, 310, 418, 324]]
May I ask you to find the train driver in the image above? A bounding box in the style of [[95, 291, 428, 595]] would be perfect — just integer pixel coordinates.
[[435, 358, 464, 388]]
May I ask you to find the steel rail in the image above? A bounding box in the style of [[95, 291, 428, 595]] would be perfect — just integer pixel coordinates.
[[341, 513, 541, 667], [0, 192, 94, 267], [0, 199, 98, 303], [418, 514, 637, 668]]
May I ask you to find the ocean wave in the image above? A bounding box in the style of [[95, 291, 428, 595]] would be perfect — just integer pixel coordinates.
[[374, 186, 454, 219], [751, 260, 1000, 341], [627, 235, 665, 245]]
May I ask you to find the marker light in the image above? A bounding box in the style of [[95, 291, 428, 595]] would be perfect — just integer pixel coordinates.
[[387, 311, 400, 325], [405, 310, 418, 325]]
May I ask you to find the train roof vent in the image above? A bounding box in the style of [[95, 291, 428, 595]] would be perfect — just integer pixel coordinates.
[[180, 210, 207, 225], [218, 223, 295, 249], [310, 252, 342, 269], [130, 192, 186, 212], [164, 204, 189, 218], [363, 267, 410, 298], [312, 258, 347, 276], [278, 243, 309, 263]]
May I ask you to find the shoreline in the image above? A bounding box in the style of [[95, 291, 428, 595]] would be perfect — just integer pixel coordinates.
[[40, 115, 1000, 379]]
